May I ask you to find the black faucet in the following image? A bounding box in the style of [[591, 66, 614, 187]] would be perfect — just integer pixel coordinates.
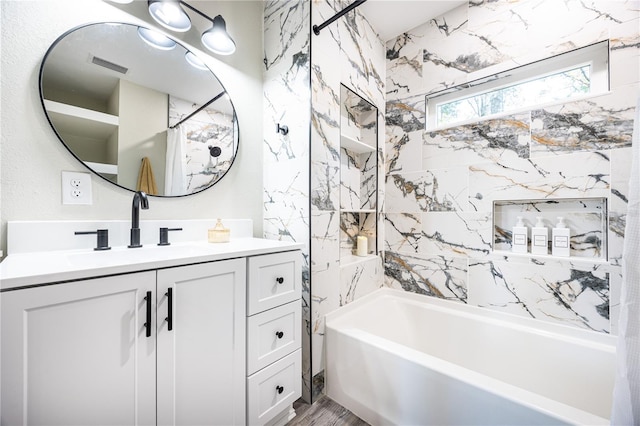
[[128, 191, 149, 248]]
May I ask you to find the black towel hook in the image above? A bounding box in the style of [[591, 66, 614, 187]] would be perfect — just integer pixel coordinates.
[[276, 123, 289, 135]]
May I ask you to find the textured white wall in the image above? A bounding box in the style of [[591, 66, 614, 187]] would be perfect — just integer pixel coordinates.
[[0, 0, 264, 255]]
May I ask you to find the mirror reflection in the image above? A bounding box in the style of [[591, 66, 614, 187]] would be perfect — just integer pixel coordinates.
[[40, 22, 238, 197]]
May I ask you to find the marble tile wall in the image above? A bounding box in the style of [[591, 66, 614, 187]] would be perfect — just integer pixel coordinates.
[[262, 0, 312, 401], [169, 96, 235, 193], [385, 0, 639, 336], [310, 0, 386, 400]]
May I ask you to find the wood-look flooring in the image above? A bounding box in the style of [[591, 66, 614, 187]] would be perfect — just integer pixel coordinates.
[[286, 397, 370, 426]]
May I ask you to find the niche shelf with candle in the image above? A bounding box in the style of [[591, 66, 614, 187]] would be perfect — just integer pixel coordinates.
[[339, 84, 378, 265]]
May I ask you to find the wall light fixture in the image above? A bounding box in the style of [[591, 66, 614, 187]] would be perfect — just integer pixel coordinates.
[[138, 27, 177, 50], [147, 0, 236, 55]]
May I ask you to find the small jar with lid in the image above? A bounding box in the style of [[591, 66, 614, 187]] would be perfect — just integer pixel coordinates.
[[208, 219, 230, 243]]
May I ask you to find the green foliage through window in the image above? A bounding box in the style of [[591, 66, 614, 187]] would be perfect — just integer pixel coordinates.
[[437, 65, 590, 126]]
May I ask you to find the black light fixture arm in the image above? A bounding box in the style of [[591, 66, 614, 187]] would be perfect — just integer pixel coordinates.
[[178, 1, 214, 23], [169, 91, 226, 129], [312, 0, 367, 36]]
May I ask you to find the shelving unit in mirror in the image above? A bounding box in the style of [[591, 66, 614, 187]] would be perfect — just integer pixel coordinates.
[[44, 99, 119, 178]]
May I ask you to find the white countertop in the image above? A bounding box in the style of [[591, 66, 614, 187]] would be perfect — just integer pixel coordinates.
[[0, 238, 303, 290]]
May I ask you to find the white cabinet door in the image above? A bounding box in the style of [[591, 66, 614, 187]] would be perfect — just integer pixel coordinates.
[[1, 272, 157, 426], [156, 258, 246, 426]]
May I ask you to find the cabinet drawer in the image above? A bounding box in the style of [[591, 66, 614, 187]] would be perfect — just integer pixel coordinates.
[[247, 349, 301, 426], [247, 301, 301, 375], [248, 251, 301, 316]]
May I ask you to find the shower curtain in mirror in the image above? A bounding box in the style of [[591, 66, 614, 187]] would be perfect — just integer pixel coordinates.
[[165, 126, 187, 196], [612, 96, 640, 425]]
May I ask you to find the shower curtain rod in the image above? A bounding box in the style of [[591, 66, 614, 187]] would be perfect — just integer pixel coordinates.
[[169, 91, 226, 129], [313, 0, 368, 35]]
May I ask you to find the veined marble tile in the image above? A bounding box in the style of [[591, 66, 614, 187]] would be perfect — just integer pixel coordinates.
[[264, 158, 310, 233], [422, 211, 492, 258], [611, 146, 634, 214], [470, 1, 613, 64], [611, 43, 640, 89], [468, 0, 524, 24], [468, 151, 611, 212], [361, 151, 378, 210], [468, 257, 610, 333], [609, 211, 626, 268], [385, 127, 423, 175], [385, 213, 422, 254], [311, 105, 340, 213], [386, 93, 426, 134], [340, 211, 376, 258], [310, 210, 340, 377], [423, 113, 531, 169], [385, 168, 468, 213], [340, 148, 361, 210], [168, 97, 235, 193], [264, 76, 310, 164], [609, 263, 622, 336], [530, 91, 636, 156], [387, 21, 427, 61], [337, 11, 386, 110], [387, 24, 425, 101], [264, 0, 309, 74], [422, 4, 474, 95], [384, 251, 468, 302], [340, 256, 383, 306]]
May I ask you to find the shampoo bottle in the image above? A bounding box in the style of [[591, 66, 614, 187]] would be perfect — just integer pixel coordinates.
[[512, 216, 528, 253], [552, 217, 570, 257], [531, 216, 549, 255]]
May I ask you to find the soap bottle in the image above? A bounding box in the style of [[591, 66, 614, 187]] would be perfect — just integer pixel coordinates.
[[511, 216, 528, 253], [552, 217, 570, 257], [531, 216, 549, 255]]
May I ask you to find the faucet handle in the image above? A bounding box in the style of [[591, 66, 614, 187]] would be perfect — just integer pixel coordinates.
[[158, 227, 183, 246], [75, 229, 111, 251]]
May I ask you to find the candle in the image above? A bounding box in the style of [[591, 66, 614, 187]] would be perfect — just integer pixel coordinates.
[[356, 235, 368, 257]]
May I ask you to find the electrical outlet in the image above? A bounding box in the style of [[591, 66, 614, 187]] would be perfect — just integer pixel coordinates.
[[62, 171, 92, 205]]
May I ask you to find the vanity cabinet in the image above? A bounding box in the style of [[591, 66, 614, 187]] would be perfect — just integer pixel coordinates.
[[246, 251, 302, 425], [1, 248, 301, 426], [0, 271, 157, 426], [156, 258, 246, 426]]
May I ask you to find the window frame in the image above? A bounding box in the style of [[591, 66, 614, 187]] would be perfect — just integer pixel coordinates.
[[425, 40, 610, 130]]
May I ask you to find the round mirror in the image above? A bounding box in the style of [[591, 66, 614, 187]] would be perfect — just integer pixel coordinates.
[[39, 22, 238, 197]]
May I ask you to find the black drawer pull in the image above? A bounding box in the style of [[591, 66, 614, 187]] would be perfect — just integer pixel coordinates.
[[165, 288, 173, 331], [276, 277, 284, 284], [276, 385, 284, 394], [276, 331, 284, 339], [144, 291, 152, 338]]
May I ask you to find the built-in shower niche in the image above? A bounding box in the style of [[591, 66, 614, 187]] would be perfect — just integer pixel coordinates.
[[340, 84, 378, 264], [493, 197, 608, 260]]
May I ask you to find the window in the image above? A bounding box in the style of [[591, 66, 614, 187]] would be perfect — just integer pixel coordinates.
[[426, 41, 609, 129]]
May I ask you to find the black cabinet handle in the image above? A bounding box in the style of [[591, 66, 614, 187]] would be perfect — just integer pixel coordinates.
[[276, 385, 284, 394], [276, 331, 284, 339], [276, 277, 284, 284], [165, 288, 173, 331], [144, 291, 152, 338]]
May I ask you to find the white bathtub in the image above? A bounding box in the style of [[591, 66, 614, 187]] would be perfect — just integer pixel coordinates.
[[325, 288, 616, 425]]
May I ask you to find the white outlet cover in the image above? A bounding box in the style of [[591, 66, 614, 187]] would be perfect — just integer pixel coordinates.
[[62, 171, 92, 205]]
